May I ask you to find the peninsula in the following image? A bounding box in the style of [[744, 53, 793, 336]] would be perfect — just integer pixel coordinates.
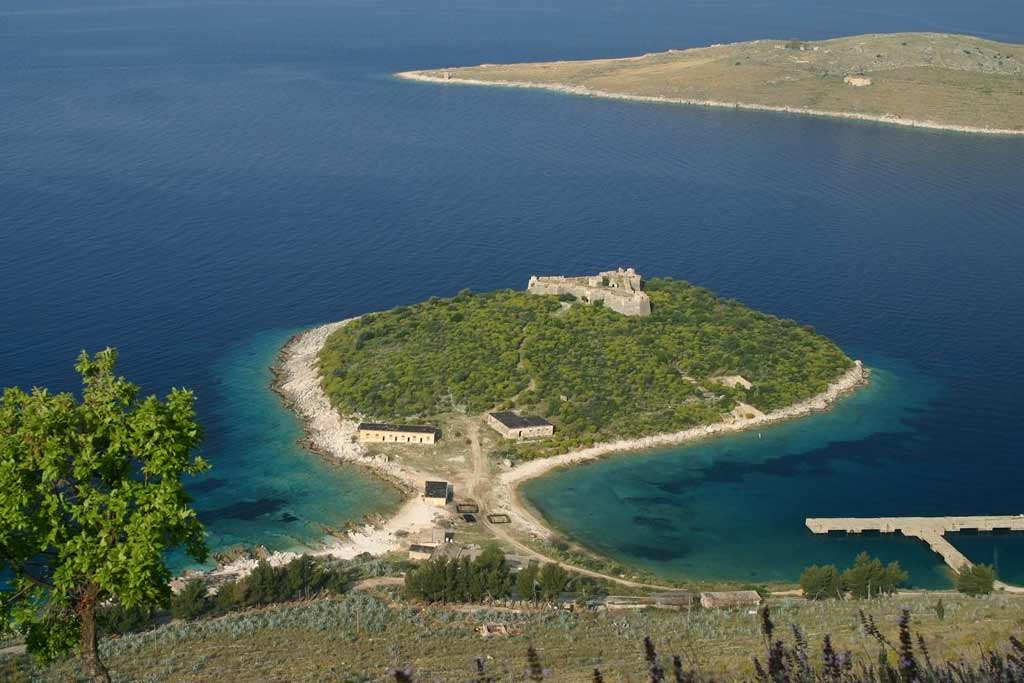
[[269, 270, 867, 585], [398, 33, 1024, 134]]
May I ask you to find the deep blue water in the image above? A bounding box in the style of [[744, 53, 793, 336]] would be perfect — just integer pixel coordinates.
[[2, 0, 1023, 583]]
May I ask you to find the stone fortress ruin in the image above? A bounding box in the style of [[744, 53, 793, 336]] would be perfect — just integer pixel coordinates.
[[527, 267, 652, 317]]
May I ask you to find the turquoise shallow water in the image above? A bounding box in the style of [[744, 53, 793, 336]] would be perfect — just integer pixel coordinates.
[[169, 329, 402, 569]]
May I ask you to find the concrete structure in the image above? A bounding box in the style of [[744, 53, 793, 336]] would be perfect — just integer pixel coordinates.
[[527, 267, 652, 317], [700, 590, 762, 609], [424, 480, 451, 507], [844, 75, 873, 87], [806, 515, 1024, 572], [715, 375, 753, 390], [358, 423, 439, 445], [487, 411, 555, 440], [408, 544, 435, 561], [602, 593, 696, 611]]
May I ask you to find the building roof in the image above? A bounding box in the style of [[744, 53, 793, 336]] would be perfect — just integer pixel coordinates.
[[488, 412, 553, 429], [358, 422, 438, 434], [424, 480, 449, 499]]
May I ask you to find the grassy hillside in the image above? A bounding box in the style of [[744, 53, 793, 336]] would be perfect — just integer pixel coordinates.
[[9, 591, 1023, 683], [409, 33, 1024, 132], [318, 279, 852, 456]]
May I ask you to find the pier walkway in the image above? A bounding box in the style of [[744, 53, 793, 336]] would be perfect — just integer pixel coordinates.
[[805, 515, 1024, 573]]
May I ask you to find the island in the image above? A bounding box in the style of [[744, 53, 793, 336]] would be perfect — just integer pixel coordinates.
[[269, 269, 867, 587], [397, 33, 1024, 135]]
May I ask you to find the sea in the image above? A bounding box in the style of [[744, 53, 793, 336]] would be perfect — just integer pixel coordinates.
[[2, 0, 1023, 587]]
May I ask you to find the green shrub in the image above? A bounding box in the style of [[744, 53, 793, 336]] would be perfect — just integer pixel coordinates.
[[799, 564, 842, 600], [841, 553, 907, 598], [96, 603, 156, 636], [171, 579, 210, 620], [955, 564, 996, 596], [538, 563, 570, 600]]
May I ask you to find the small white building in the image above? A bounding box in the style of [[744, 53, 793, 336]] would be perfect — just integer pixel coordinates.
[[487, 412, 554, 440], [357, 423, 439, 445]]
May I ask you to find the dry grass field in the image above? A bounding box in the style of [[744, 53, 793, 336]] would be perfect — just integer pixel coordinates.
[[5, 592, 1023, 682], [409, 33, 1024, 132]]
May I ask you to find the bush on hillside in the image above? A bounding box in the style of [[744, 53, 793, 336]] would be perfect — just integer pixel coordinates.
[[171, 579, 209, 621], [799, 554, 907, 599], [956, 564, 997, 596], [799, 564, 843, 600], [405, 545, 513, 603]]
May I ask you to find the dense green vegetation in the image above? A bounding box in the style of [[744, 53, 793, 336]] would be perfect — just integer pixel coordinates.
[[799, 553, 908, 600], [318, 279, 852, 456], [404, 546, 576, 604]]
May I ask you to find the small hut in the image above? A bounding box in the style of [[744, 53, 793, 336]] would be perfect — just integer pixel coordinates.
[[699, 590, 762, 610]]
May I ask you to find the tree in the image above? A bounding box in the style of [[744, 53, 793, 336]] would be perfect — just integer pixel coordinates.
[[841, 553, 907, 599], [799, 564, 843, 600], [516, 562, 539, 603], [955, 564, 996, 596], [0, 349, 209, 682], [538, 563, 570, 601], [472, 545, 511, 600], [170, 579, 209, 621]]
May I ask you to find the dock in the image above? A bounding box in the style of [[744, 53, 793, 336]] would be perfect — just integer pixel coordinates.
[[805, 515, 1024, 572]]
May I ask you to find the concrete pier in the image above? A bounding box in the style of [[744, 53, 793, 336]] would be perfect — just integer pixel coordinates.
[[805, 515, 1024, 571]]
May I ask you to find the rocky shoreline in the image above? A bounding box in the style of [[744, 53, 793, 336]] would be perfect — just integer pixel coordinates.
[[495, 361, 869, 540], [396, 71, 1024, 137]]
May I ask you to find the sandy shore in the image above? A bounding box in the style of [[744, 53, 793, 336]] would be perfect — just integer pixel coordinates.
[[494, 361, 868, 540], [187, 321, 443, 586], [396, 71, 1024, 137]]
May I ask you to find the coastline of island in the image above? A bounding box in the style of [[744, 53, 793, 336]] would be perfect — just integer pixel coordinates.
[[259, 313, 868, 581], [396, 71, 1024, 137]]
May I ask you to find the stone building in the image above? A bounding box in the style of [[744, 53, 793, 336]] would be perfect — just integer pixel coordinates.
[[357, 423, 439, 445], [424, 480, 451, 507], [699, 590, 762, 610], [527, 267, 652, 317], [487, 412, 554, 440], [408, 544, 435, 561]]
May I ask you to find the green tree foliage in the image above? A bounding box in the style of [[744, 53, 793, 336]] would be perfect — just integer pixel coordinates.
[[538, 563, 570, 600], [955, 564, 996, 596], [799, 564, 843, 600], [0, 350, 209, 683], [516, 562, 539, 602], [170, 579, 209, 621], [318, 281, 852, 458], [405, 546, 514, 603], [841, 553, 907, 598]]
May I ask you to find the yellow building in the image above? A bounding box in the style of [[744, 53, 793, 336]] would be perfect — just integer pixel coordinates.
[[357, 422, 439, 445], [487, 412, 554, 440]]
